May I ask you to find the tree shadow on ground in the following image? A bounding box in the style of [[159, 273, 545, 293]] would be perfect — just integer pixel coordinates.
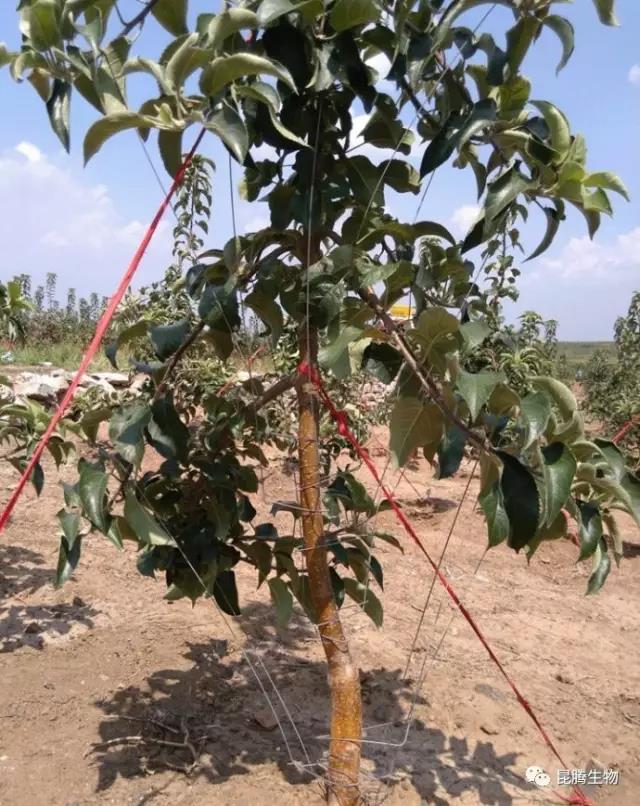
[[92, 602, 535, 804], [0, 544, 51, 598], [622, 540, 640, 559], [0, 544, 97, 652]]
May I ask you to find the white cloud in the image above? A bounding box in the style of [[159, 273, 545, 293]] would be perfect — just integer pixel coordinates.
[[15, 141, 43, 163], [243, 214, 269, 233], [628, 64, 640, 85], [450, 204, 480, 235], [0, 143, 171, 296], [512, 227, 640, 339], [541, 227, 640, 281]]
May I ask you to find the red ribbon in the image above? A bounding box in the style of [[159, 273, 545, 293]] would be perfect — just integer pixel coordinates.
[[299, 360, 597, 806]]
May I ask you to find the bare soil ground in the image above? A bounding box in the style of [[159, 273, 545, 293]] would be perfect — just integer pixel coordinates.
[[1, 427, 639, 806]]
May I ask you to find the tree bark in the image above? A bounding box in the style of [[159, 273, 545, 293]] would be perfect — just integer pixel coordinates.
[[296, 324, 362, 805]]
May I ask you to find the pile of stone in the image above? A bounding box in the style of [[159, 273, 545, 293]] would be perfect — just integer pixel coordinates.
[[359, 378, 390, 411], [2, 369, 131, 406]]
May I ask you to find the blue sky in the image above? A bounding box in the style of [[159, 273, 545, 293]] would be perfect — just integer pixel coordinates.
[[0, 0, 638, 339]]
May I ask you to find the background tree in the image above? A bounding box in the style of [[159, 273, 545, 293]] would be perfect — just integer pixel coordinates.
[[1, 1, 636, 803], [585, 290, 640, 466]]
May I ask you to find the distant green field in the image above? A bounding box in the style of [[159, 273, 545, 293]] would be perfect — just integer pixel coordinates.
[[556, 341, 616, 379], [557, 342, 616, 360]]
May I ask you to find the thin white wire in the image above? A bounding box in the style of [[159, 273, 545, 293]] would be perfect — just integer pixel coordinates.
[[121, 460, 314, 774]]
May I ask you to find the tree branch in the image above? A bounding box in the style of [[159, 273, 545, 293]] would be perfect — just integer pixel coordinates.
[[357, 286, 489, 453], [108, 321, 205, 505], [119, 0, 163, 38], [153, 322, 206, 402], [244, 373, 296, 420]]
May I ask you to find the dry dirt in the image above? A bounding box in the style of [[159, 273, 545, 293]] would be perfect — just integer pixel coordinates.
[[1, 427, 639, 806]]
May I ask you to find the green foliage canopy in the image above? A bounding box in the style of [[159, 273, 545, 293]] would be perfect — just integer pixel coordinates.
[[0, 0, 633, 609]]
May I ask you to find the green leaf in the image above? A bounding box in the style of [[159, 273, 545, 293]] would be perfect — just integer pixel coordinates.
[[200, 54, 296, 96], [497, 451, 540, 551], [148, 394, 190, 462], [244, 540, 271, 586], [587, 470, 640, 528], [551, 410, 584, 445], [420, 101, 496, 178], [28, 0, 61, 51], [343, 578, 383, 627], [372, 531, 404, 553], [591, 0, 618, 26], [31, 462, 44, 497], [577, 500, 602, 560], [78, 462, 109, 534], [484, 165, 533, 224], [245, 290, 283, 346], [124, 490, 177, 547], [457, 369, 504, 422], [506, 16, 541, 75], [488, 383, 519, 416], [362, 342, 402, 384], [109, 402, 151, 466], [46, 79, 71, 152], [205, 101, 249, 163], [583, 171, 629, 201], [55, 532, 82, 588], [479, 482, 509, 547], [58, 508, 81, 546], [136, 548, 157, 579], [105, 319, 149, 369], [413, 220, 457, 246], [436, 426, 466, 480], [84, 111, 156, 164], [526, 202, 563, 261], [263, 103, 309, 149], [594, 438, 625, 481], [541, 443, 576, 527], [410, 308, 460, 357], [587, 539, 611, 594], [268, 578, 294, 627], [258, 0, 323, 28], [530, 100, 571, 156], [257, 0, 321, 25], [165, 33, 210, 90], [582, 187, 612, 215], [460, 320, 491, 350], [531, 376, 577, 420], [203, 8, 257, 49], [389, 398, 443, 467], [158, 129, 183, 178], [151, 0, 188, 35], [198, 281, 240, 331], [542, 15, 575, 73], [520, 392, 551, 449], [318, 325, 363, 374], [150, 319, 191, 360], [330, 0, 380, 32], [602, 512, 623, 567], [0, 43, 16, 68], [291, 575, 316, 622], [213, 570, 241, 615]]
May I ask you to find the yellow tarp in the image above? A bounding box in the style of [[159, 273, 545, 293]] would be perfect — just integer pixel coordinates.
[[389, 304, 413, 318]]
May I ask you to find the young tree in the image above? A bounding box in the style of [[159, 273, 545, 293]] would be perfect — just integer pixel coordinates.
[[1, 1, 636, 802]]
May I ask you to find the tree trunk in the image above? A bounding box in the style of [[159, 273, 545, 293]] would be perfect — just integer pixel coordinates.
[[296, 324, 362, 805]]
